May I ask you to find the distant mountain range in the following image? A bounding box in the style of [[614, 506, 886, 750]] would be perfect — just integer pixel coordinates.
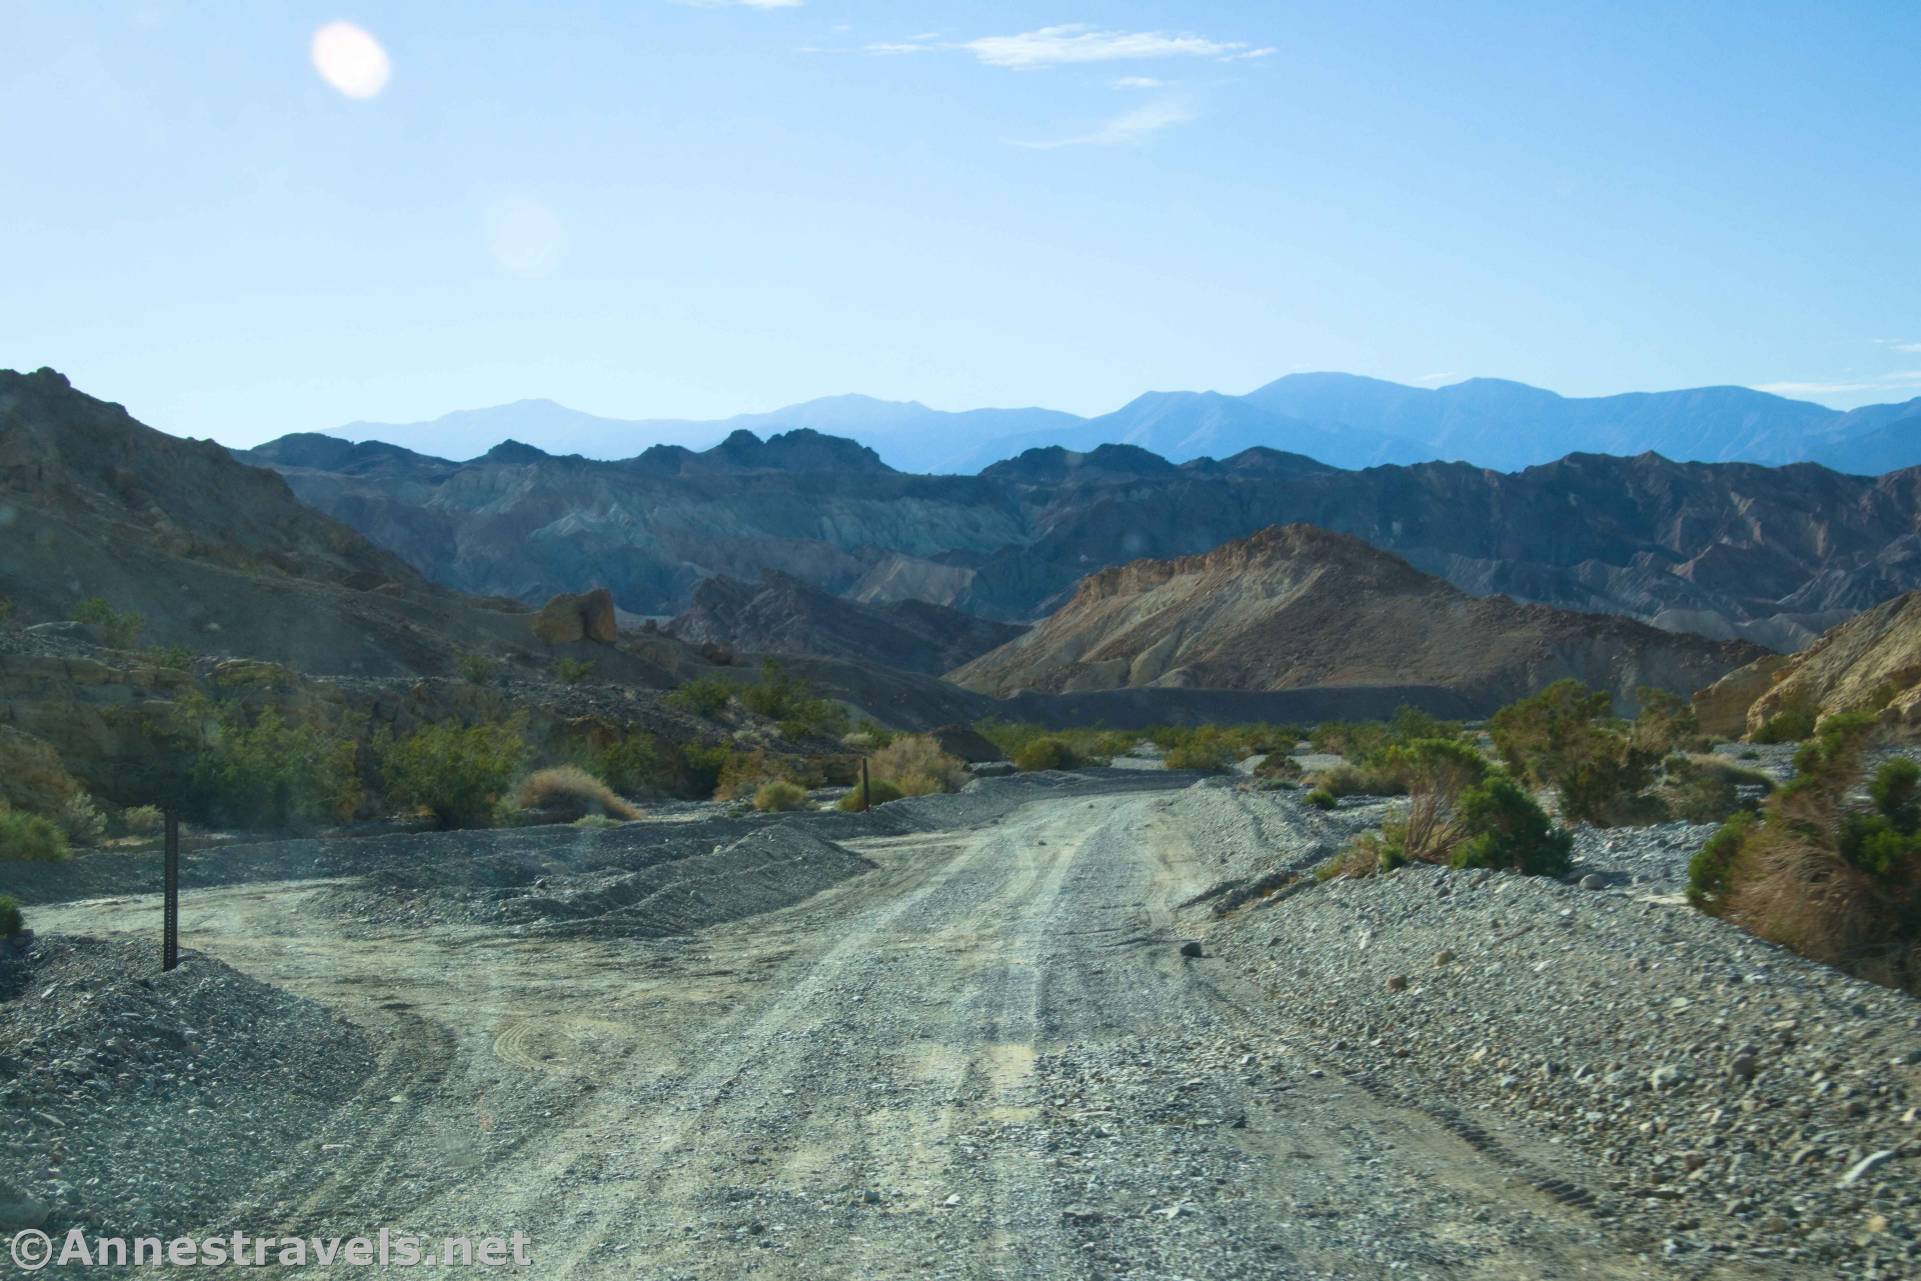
[[322, 373, 1921, 475]]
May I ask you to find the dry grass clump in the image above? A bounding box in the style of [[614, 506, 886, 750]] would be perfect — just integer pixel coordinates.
[[1305, 760, 1407, 798], [515, 765, 644, 822], [837, 777, 905, 811], [870, 734, 967, 795], [754, 780, 810, 812]]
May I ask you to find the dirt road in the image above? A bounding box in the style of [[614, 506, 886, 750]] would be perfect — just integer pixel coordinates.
[[36, 778, 1769, 1279]]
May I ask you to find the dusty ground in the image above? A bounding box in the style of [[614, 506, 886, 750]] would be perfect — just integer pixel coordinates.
[[21, 773, 1913, 1279]]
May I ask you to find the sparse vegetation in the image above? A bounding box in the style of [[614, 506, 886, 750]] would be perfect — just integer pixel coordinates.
[[1013, 736, 1075, 772], [72, 596, 144, 648], [378, 718, 529, 829], [1489, 679, 1662, 825], [665, 677, 733, 719], [1304, 787, 1338, 811], [0, 894, 21, 936], [738, 661, 850, 740], [190, 704, 361, 830], [144, 644, 195, 671], [838, 777, 904, 810], [1688, 715, 1920, 990], [121, 804, 165, 836], [1751, 696, 1819, 745], [0, 808, 71, 861], [1450, 775, 1571, 875], [1162, 728, 1238, 772], [456, 649, 500, 685], [58, 793, 107, 847], [549, 656, 595, 684], [869, 734, 966, 795], [515, 765, 643, 821], [754, 780, 810, 812], [975, 719, 1130, 767], [1658, 754, 1773, 824]]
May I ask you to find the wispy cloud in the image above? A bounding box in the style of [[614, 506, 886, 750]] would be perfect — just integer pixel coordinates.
[[1012, 98, 1198, 149], [1872, 338, 1921, 354], [1111, 75, 1167, 89], [862, 25, 1268, 69], [962, 24, 1269, 70], [1753, 372, 1921, 398]]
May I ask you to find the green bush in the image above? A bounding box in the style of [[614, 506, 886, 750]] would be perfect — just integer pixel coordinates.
[[1660, 755, 1773, 824], [1163, 733, 1236, 772], [754, 780, 810, 812], [121, 804, 165, 836], [870, 734, 967, 795], [1869, 757, 1921, 830], [1304, 788, 1338, 811], [145, 644, 195, 671], [1632, 687, 1706, 755], [73, 596, 144, 648], [1751, 699, 1819, 744], [665, 678, 733, 719], [737, 661, 849, 740], [59, 793, 107, 847], [0, 894, 21, 936], [1013, 737, 1074, 772], [378, 719, 528, 828], [549, 657, 595, 685], [456, 650, 499, 685], [1306, 761, 1406, 798], [0, 809, 71, 861], [191, 706, 361, 829], [1490, 680, 1659, 825], [1686, 811, 1756, 910], [1450, 775, 1572, 876], [838, 777, 905, 811]]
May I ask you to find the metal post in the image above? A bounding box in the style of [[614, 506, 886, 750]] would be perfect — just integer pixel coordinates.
[[162, 809, 180, 972], [860, 757, 871, 812]]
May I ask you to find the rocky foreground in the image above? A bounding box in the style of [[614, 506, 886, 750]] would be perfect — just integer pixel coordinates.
[[4, 770, 1917, 1279]]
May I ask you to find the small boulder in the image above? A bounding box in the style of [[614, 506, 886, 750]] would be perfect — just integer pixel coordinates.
[[533, 587, 620, 646], [1579, 873, 1607, 891], [1386, 975, 1408, 993], [1179, 940, 1204, 958]]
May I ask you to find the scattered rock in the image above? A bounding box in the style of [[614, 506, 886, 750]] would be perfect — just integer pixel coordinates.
[[1179, 940, 1204, 959]]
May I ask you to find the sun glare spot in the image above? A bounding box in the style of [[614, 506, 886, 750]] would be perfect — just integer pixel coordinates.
[[311, 21, 391, 100]]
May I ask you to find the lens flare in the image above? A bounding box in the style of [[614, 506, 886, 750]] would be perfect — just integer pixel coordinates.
[[311, 21, 391, 100]]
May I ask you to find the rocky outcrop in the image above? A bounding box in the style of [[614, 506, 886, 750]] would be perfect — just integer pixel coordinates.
[[950, 525, 1764, 711], [533, 588, 620, 645], [1693, 591, 1921, 738], [667, 572, 1023, 675]]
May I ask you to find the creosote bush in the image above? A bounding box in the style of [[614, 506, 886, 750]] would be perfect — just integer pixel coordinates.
[[0, 894, 22, 937], [1688, 714, 1920, 991], [73, 596, 144, 649], [665, 678, 733, 720], [838, 777, 905, 811], [869, 734, 966, 795], [1489, 680, 1676, 825], [1304, 788, 1338, 811], [190, 703, 361, 830], [1013, 737, 1075, 772], [0, 808, 71, 862], [754, 780, 810, 812], [378, 718, 529, 829], [121, 804, 165, 837]]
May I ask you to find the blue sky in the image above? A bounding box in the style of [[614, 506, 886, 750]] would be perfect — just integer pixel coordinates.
[[4, 1, 1919, 447]]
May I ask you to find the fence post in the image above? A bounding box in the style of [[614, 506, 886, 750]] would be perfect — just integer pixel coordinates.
[[861, 757, 871, 812], [162, 809, 179, 972]]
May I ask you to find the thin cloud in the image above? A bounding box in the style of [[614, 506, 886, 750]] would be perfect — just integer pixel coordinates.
[[1012, 98, 1197, 149], [963, 24, 1266, 69], [1753, 372, 1921, 397], [1111, 76, 1167, 89]]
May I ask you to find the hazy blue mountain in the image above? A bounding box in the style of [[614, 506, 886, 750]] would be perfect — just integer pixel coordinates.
[[330, 395, 1080, 474], [320, 376, 1921, 477]]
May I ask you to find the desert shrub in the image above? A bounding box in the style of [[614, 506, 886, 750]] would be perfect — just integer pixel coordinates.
[[1163, 728, 1237, 772], [0, 894, 21, 936], [576, 731, 665, 794], [1013, 737, 1074, 772], [0, 727, 83, 817], [1318, 834, 1387, 879], [121, 804, 165, 836], [379, 718, 528, 828], [1751, 697, 1819, 745], [975, 719, 1124, 766], [0, 809, 70, 861], [571, 814, 621, 830], [673, 742, 735, 798], [870, 734, 966, 795], [73, 596, 144, 648], [1490, 680, 1660, 825], [1365, 738, 1491, 866], [456, 650, 499, 685], [145, 644, 194, 671], [1659, 755, 1774, 824], [1304, 787, 1338, 811], [192, 706, 361, 829], [1450, 775, 1571, 876], [838, 777, 905, 810], [515, 765, 643, 821], [754, 780, 810, 812], [1255, 752, 1302, 782], [737, 661, 850, 739], [666, 677, 733, 719], [842, 731, 879, 753], [59, 793, 107, 847], [550, 657, 595, 685], [1306, 761, 1406, 798], [1631, 687, 1707, 755], [1689, 715, 1920, 989]]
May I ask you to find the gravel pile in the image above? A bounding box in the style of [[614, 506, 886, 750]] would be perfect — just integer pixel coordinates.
[[1216, 851, 1921, 1277], [0, 935, 374, 1239]]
